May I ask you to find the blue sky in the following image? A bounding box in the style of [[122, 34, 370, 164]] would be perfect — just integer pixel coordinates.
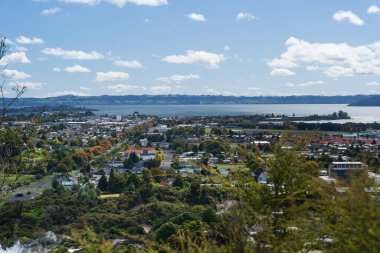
[[1, 0, 380, 97]]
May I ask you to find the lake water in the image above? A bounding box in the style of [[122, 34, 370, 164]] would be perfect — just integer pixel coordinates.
[[86, 104, 380, 123]]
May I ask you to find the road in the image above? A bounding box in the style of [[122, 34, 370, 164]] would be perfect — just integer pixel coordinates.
[[6, 175, 60, 203], [162, 150, 174, 170]]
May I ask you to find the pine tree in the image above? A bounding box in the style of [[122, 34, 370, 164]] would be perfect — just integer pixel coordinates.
[[108, 168, 116, 193], [98, 174, 108, 192]]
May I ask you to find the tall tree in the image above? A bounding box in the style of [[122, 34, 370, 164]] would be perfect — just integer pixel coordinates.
[[0, 37, 27, 200], [97, 174, 108, 192]]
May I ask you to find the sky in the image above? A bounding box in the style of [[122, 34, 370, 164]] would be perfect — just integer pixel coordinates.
[[1, 0, 380, 97]]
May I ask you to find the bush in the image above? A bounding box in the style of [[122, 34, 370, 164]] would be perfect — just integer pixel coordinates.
[[156, 222, 177, 242]]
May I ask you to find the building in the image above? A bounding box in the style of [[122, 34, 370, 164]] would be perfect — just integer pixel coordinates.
[[328, 162, 367, 179]]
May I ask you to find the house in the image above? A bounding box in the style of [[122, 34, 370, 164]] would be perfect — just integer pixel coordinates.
[[328, 162, 367, 179], [219, 168, 229, 178], [208, 157, 219, 165], [61, 178, 77, 189], [253, 169, 267, 184], [139, 138, 149, 147], [140, 149, 156, 161]]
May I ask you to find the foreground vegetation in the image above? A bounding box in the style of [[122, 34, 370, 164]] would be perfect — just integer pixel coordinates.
[[1, 142, 380, 252]]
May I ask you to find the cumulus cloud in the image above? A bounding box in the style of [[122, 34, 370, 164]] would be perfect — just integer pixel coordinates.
[[158, 74, 200, 83], [41, 7, 61, 15], [14, 46, 28, 52], [60, 0, 167, 7], [1, 69, 31, 80], [368, 6, 380, 14], [284, 81, 324, 87], [0, 52, 31, 66], [108, 84, 140, 92], [236, 12, 256, 21], [9, 81, 44, 89], [54, 65, 91, 73], [268, 37, 380, 78], [96, 71, 130, 81], [162, 50, 225, 69], [270, 68, 295, 76], [367, 82, 380, 86], [332, 10, 364, 26], [247, 87, 261, 91], [150, 85, 171, 93], [16, 36, 44, 44], [114, 60, 143, 69], [186, 13, 206, 22], [42, 48, 104, 60]]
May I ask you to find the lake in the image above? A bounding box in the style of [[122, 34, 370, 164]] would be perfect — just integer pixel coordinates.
[[86, 104, 380, 123]]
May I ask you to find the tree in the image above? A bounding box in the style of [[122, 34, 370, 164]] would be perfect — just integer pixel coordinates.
[[156, 222, 177, 242], [77, 183, 97, 206], [124, 152, 139, 169], [0, 37, 26, 126], [144, 158, 161, 169], [52, 179, 60, 190], [172, 176, 184, 188], [0, 37, 27, 200], [108, 168, 116, 192], [128, 152, 140, 163], [97, 174, 108, 192], [57, 163, 70, 174]]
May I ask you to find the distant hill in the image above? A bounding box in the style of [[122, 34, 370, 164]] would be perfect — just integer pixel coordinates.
[[348, 95, 380, 106], [5, 94, 374, 107]]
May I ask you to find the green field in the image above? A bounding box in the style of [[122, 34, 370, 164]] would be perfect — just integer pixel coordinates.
[[216, 164, 248, 171], [0, 174, 35, 186]]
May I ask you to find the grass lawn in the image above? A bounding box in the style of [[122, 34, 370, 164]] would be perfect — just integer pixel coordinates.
[[98, 194, 121, 199], [216, 164, 248, 171], [0, 174, 35, 186]]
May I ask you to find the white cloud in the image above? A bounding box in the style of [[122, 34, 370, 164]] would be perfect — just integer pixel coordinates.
[[96, 71, 130, 81], [332, 10, 364, 26], [284, 81, 324, 87], [270, 68, 295, 76], [1, 69, 31, 80], [150, 85, 171, 93], [9, 81, 44, 89], [80, 86, 92, 90], [367, 82, 380, 86], [41, 7, 61, 15], [323, 66, 354, 78], [16, 36, 44, 45], [126, 0, 167, 6], [67, 65, 91, 73], [368, 6, 380, 14], [60, 0, 167, 7], [162, 50, 225, 69], [114, 60, 143, 69], [54, 65, 91, 73], [186, 13, 206, 22], [0, 52, 31, 66], [236, 12, 256, 21], [42, 48, 104, 60], [60, 0, 99, 5], [158, 74, 200, 83], [14, 46, 28, 52], [107, 84, 140, 92], [247, 87, 261, 91], [268, 37, 380, 78], [305, 65, 322, 71]]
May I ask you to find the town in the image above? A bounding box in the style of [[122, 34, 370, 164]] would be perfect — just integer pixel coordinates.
[[1, 108, 380, 252]]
